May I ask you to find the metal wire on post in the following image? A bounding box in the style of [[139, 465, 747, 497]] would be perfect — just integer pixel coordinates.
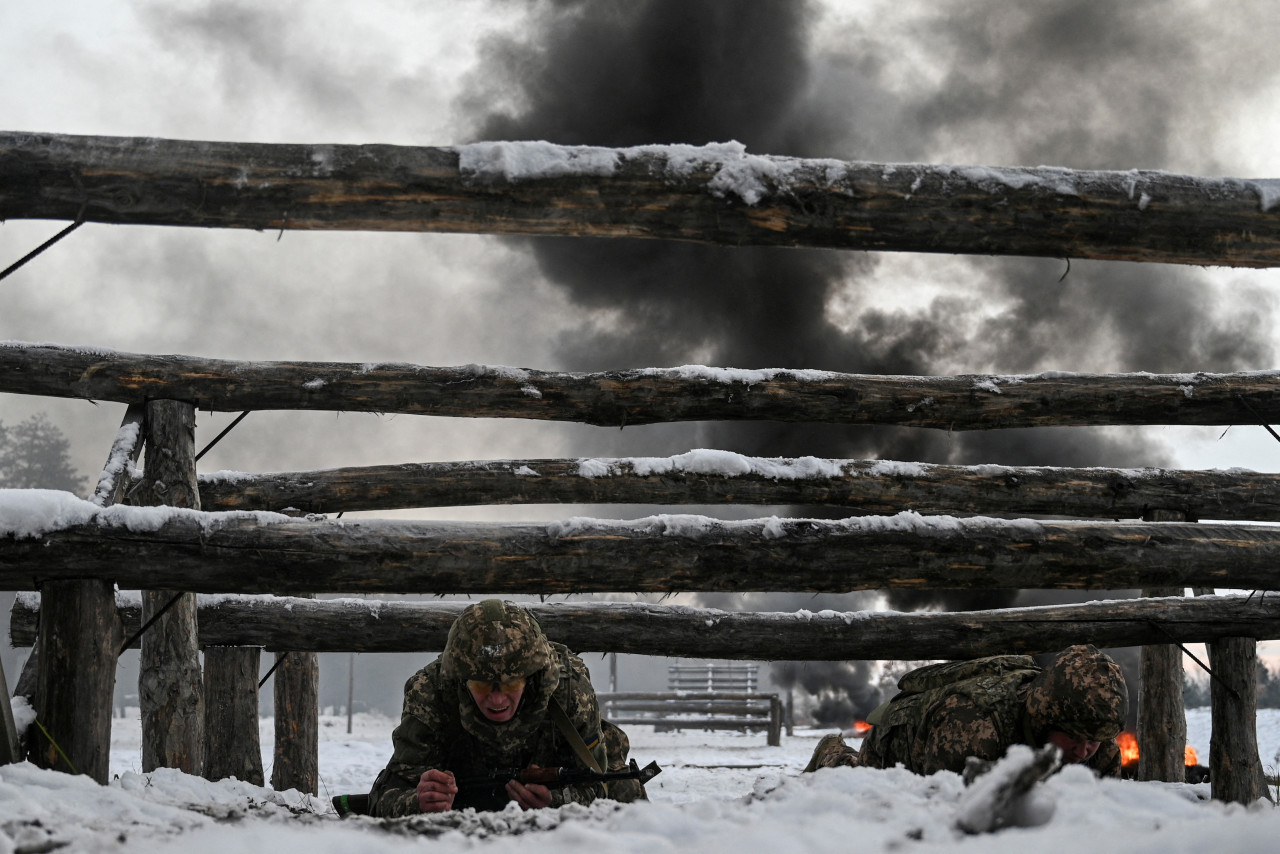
[[0, 215, 85, 283]]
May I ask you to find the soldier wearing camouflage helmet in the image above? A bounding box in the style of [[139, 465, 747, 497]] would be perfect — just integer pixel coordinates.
[[368, 599, 619, 816], [804, 645, 1128, 777]]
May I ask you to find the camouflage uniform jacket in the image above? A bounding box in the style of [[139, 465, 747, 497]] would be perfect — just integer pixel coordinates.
[[860, 656, 1121, 777], [368, 642, 608, 817]]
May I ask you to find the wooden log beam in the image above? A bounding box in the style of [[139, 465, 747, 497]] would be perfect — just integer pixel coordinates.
[[6, 508, 1280, 594], [6, 343, 1280, 430], [13, 594, 1280, 660], [202, 646, 264, 787], [188, 455, 1280, 522], [1138, 510, 1188, 785], [271, 647, 318, 795], [1208, 637, 1270, 804], [3, 132, 1279, 267], [24, 405, 137, 783], [135, 400, 203, 776]]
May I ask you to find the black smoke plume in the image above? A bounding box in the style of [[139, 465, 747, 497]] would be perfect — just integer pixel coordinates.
[[462, 0, 1275, 708]]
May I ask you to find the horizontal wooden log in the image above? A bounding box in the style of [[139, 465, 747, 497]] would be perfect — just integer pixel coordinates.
[[11, 594, 1280, 660], [6, 342, 1280, 430], [7, 501, 1280, 594], [6, 501, 1280, 594], [3, 132, 1278, 267], [190, 454, 1280, 521]]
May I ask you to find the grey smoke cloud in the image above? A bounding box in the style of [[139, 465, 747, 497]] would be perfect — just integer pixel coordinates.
[[457, 0, 1280, 702]]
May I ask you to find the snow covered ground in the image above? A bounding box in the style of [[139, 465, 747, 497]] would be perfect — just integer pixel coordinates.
[[0, 709, 1277, 853]]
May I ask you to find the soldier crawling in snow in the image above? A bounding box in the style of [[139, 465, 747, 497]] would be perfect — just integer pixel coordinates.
[[804, 645, 1128, 778], [368, 599, 643, 816]]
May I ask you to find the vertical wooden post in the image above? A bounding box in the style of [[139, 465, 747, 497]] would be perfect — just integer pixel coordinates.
[[136, 399, 203, 774], [1137, 508, 1187, 783], [0, 658, 19, 765], [25, 405, 141, 783], [203, 646, 265, 785], [30, 584, 121, 782], [272, 590, 318, 794], [1208, 637, 1269, 804]]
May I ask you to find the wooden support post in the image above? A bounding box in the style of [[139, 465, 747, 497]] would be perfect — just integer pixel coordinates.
[[1207, 637, 1270, 804], [1137, 508, 1188, 783], [767, 696, 782, 747], [0, 658, 18, 765], [272, 592, 318, 794], [202, 646, 264, 786], [24, 405, 140, 782], [136, 399, 203, 774], [29, 582, 120, 781]]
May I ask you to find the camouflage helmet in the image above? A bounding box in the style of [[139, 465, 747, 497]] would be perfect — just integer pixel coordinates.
[[1025, 644, 1128, 742], [440, 599, 552, 684]]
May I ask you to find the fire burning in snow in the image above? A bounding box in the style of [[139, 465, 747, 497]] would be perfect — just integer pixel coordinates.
[[1116, 731, 1199, 767]]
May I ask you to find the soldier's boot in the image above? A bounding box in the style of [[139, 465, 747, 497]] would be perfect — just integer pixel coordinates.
[[803, 732, 860, 773]]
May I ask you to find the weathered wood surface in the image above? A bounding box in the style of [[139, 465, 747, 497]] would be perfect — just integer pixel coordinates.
[[271, 648, 318, 795], [3, 132, 1279, 267], [136, 400, 204, 775], [7, 342, 1280, 430], [5, 513, 1280, 594], [189, 456, 1280, 521], [29, 580, 120, 782], [1138, 595, 1188, 783], [1137, 509, 1188, 784], [1207, 637, 1271, 804], [89, 404, 145, 508], [0, 657, 19, 765], [14, 594, 1280, 660], [25, 406, 137, 782], [202, 646, 264, 786]]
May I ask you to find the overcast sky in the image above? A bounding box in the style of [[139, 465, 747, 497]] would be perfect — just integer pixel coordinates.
[[4, 1, 1280, 708], [4, 0, 1280, 486]]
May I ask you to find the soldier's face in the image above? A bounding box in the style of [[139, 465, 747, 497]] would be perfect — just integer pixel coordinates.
[[1046, 729, 1101, 763], [467, 678, 527, 723]]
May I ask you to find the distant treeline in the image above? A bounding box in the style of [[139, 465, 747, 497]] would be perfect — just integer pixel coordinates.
[[0, 411, 85, 493], [1184, 658, 1280, 708]]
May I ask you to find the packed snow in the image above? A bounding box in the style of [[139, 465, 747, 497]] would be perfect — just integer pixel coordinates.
[[0, 708, 1277, 852]]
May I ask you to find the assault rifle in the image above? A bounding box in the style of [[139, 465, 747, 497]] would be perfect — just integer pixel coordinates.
[[456, 758, 662, 792], [331, 759, 662, 817]]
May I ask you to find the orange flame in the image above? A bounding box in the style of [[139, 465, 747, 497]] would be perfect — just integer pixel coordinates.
[[851, 719, 872, 736], [1117, 731, 1140, 766], [1115, 732, 1200, 768]]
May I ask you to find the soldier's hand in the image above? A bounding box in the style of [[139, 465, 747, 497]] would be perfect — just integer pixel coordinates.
[[416, 768, 458, 812], [507, 765, 553, 810]]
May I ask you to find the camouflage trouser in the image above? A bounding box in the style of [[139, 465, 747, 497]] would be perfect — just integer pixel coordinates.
[[802, 733, 863, 773]]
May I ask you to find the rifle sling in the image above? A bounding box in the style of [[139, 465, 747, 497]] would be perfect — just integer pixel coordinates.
[[548, 698, 603, 773]]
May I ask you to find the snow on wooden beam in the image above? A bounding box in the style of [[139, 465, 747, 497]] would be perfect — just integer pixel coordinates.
[[5, 342, 1280, 430], [3, 493, 1280, 594], [11, 593, 1280, 659], [2, 132, 1278, 267], [186, 454, 1280, 522]]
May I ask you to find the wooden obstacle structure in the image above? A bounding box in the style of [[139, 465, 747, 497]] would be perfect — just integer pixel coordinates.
[[599, 692, 784, 747], [2, 132, 1280, 804]]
